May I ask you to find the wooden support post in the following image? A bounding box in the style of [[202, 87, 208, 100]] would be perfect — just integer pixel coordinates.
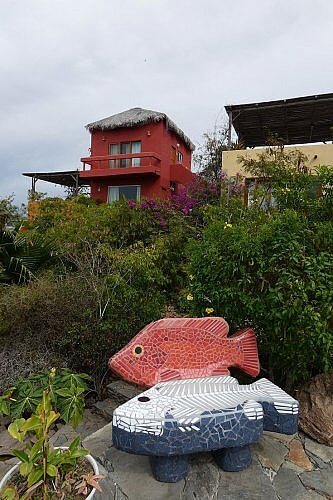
[[227, 111, 233, 150], [31, 175, 37, 193]]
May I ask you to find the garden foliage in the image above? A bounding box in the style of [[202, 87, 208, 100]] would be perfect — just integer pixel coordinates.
[[0, 157, 331, 392], [187, 209, 332, 387], [0, 369, 90, 427]]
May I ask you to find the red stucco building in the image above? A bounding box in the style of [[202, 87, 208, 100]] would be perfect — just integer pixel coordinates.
[[24, 107, 195, 203], [80, 108, 195, 202]]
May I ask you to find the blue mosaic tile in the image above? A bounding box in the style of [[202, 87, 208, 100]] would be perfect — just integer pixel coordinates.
[[112, 376, 299, 482]]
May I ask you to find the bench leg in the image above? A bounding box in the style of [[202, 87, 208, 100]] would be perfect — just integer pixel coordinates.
[[212, 444, 252, 472], [149, 455, 189, 482]]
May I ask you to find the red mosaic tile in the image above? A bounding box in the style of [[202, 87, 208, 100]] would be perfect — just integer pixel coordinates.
[[109, 317, 260, 387]]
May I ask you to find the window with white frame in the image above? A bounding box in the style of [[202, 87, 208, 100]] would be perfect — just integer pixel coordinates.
[[109, 141, 141, 168], [108, 185, 141, 202], [177, 151, 183, 164]]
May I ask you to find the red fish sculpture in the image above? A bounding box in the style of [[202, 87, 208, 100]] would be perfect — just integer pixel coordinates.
[[109, 317, 260, 387]]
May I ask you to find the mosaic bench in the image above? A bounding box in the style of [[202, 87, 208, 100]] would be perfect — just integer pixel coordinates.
[[109, 318, 299, 482], [112, 376, 299, 482]]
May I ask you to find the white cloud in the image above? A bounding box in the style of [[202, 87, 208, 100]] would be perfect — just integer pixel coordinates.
[[0, 0, 332, 203]]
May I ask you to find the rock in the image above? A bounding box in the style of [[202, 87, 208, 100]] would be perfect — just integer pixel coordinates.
[[300, 493, 328, 499], [252, 434, 289, 472], [263, 430, 297, 445], [300, 468, 333, 497], [0, 416, 10, 429], [283, 459, 309, 475], [102, 446, 185, 500], [304, 437, 333, 464], [79, 423, 333, 499], [288, 439, 313, 471], [297, 372, 333, 446], [0, 458, 19, 479], [107, 380, 142, 404], [217, 457, 275, 499], [50, 424, 79, 447], [273, 465, 309, 499], [182, 453, 220, 499], [75, 409, 109, 438], [94, 399, 119, 421], [92, 462, 120, 500], [0, 429, 24, 457], [305, 450, 330, 470], [82, 422, 113, 458]]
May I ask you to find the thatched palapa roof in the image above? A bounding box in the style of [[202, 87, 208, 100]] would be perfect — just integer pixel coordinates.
[[86, 107, 195, 151]]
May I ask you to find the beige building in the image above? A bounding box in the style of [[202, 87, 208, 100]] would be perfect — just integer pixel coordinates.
[[223, 143, 333, 178], [223, 93, 333, 180]]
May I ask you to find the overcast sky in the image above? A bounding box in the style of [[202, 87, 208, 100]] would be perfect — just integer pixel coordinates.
[[1, 0, 332, 204]]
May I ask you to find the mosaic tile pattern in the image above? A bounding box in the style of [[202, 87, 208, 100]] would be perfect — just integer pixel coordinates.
[[112, 376, 299, 480], [109, 318, 299, 482], [109, 317, 260, 386], [212, 444, 252, 471], [149, 455, 189, 483]]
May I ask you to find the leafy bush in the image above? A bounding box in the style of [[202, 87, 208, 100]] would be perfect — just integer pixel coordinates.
[[240, 147, 333, 222], [0, 243, 166, 391], [0, 369, 89, 427], [187, 210, 333, 389], [30, 197, 164, 249], [2, 370, 103, 499], [0, 229, 53, 284]]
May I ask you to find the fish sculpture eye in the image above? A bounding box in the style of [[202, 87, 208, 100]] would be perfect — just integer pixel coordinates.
[[132, 345, 144, 357]]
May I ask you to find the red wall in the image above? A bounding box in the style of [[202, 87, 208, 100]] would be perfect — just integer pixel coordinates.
[[83, 120, 193, 202]]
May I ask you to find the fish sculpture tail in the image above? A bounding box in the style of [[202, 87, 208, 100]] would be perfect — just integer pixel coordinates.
[[232, 328, 260, 377]]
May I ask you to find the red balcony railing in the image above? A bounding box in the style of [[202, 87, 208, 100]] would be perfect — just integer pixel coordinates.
[[81, 152, 161, 171]]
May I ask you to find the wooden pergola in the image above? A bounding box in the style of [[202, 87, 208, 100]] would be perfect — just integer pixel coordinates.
[[225, 93, 333, 148], [23, 170, 90, 196]]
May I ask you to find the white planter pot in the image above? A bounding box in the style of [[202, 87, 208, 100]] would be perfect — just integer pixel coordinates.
[[0, 449, 99, 500]]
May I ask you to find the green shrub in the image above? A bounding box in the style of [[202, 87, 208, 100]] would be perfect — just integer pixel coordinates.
[[0, 369, 90, 427], [187, 210, 333, 389], [31, 197, 164, 248], [0, 242, 167, 391]]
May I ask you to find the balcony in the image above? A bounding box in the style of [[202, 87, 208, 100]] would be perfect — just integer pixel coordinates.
[[170, 163, 195, 185], [80, 152, 161, 178]]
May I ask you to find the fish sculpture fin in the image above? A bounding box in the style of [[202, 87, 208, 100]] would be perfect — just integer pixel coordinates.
[[210, 365, 230, 376], [144, 317, 229, 337], [231, 328, 260, 377], [158, 368, 181, 382]]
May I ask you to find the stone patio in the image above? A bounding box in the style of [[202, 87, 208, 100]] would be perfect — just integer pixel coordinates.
[[1, 381, 332, 499], [81, 422, 333, 500]]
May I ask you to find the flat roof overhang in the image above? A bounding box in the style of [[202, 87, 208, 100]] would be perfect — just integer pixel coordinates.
[[225, 93, 333, 147], [23, 170, 90, 187]]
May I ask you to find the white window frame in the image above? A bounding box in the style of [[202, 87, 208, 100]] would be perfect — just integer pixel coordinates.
[[177, 151, 183, 164], [107, 185, 141, 203], [108, 141, 142, 168]]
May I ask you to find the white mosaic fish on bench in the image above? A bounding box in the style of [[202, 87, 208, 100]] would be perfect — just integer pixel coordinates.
[[112, 375, 298, 482]]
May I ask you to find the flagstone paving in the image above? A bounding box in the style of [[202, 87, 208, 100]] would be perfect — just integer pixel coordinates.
[[82, 421, 333, 499], [1, 383, 332, 499]]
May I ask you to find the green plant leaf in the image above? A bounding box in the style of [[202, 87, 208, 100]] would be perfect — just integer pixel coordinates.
[[56, 386, 85, 427], [46, 463, 58, 477], [7, 418, 26, 443], [68, 435, 80, 452], [19, 461, 33, 477], [27, 466, 43, 488], [12, 450, 29, 462], [29, 439, 43, 462], [21, 415, 42, 433], [0, 485, 19, 500], [54, 388, 72, 398], [69, 449, 89, 459], [45, 410, 59, 430], [0, 398, 10, 416]]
